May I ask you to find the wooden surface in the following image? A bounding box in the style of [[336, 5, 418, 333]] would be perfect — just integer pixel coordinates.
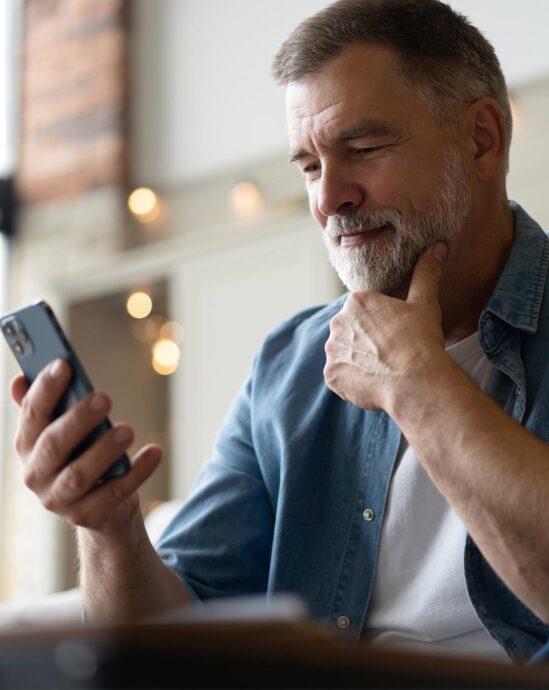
[[0, 619, 548, 689]]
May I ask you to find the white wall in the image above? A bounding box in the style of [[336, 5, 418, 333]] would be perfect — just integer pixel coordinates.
[[447, 0, 549, 87], [131, 0, 329, 186], [508, 76, 549, 230], [132, 0, 549, 188]]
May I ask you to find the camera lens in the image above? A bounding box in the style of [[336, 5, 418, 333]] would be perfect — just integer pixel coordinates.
[[3, 323, 14, 337], [14, 342, 24, 355]]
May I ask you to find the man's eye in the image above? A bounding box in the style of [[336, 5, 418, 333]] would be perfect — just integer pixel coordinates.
[[302, 162, 320, 175]]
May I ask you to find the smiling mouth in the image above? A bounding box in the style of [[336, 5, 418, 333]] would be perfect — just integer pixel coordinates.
[[338, 224, 390, 248]]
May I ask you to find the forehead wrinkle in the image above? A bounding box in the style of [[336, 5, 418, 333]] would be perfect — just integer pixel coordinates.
[[289, 99, 347, 133], [288, 114, 403, 164], [287, 101, 373, 162]]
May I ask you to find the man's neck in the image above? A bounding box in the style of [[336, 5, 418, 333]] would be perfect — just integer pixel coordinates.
[[439, 199, 514, 347]]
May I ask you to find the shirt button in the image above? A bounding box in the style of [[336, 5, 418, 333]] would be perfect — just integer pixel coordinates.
[[478, 605, 488, 617], [363, 508, 375, 522], [516, 387, 521, 396], [337, 615, 350, 629]]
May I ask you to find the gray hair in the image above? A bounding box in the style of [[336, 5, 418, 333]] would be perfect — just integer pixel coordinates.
[[272, 0, 512, 172]]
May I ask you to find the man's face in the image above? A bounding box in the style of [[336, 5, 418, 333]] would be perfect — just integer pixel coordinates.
[[286, 45, 472, 294]]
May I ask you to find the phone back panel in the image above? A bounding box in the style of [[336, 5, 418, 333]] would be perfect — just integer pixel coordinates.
[[3, 302, 91, 386], [1, 301, 129, 479]]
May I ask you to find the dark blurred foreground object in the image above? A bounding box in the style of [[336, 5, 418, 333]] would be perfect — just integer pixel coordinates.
[[0, 177, 16, 237], [1, 621, 549, 690], [529, 639, 549, 664]]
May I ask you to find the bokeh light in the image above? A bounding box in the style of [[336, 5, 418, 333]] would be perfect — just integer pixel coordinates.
[[509, 95, 520, 127], [152, 338, 180, 375], [127, 187, 161, 223], [159, 320, 185, 344], [126, 291, 153, 319], [230, 181, 263, 218]]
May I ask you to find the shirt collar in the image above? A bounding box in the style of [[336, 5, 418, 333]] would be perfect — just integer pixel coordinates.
[[483, 202, 549, 335]]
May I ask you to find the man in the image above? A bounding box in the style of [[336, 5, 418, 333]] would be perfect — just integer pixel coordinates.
[[10, 0, 549, 662]]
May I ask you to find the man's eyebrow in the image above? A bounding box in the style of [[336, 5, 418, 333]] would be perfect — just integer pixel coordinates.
[[288, 149, 310, 164], [288, 121, 401, 163], [339, 121, 401, 142]]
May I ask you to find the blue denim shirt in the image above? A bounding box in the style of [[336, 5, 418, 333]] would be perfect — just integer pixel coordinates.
[[157, 202, 549, 661]]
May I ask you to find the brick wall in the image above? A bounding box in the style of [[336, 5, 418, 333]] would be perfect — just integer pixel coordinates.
[[18, 0, 128, 204]]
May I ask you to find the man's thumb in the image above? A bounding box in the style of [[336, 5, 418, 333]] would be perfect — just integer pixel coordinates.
[[407, 242, 448, 303]]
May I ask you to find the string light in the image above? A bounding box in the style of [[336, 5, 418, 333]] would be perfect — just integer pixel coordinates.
[[152, 338, 180, 375], [230, 181, 263, 218], [126, 291, 153, 319], [159, 320, 185, 344], [128, 187, 161, 223]]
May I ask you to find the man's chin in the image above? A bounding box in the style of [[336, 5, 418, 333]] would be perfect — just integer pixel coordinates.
[[327, 240, 412, 295], [337, 268, 411, 297]]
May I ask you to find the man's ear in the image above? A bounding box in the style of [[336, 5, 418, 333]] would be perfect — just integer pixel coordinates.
[[465, 98, 507, 180]]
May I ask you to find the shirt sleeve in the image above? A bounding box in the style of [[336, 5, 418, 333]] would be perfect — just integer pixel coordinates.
[[155, 374, 275, 601]]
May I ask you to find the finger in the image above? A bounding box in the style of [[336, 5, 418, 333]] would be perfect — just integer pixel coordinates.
[[69, 445, 162, 529], [406, 242, 448, 304], [10, 375, 30, 406], [16, 359, 72, 454], [43, 422, 134, 508], [29, 391, 112, 481]]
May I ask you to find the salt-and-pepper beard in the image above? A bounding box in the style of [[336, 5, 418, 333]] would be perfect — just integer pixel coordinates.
[[323, 146, 472, 294]]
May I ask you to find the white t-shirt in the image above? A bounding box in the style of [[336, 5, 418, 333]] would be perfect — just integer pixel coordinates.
[[364, 331, 510, 661]]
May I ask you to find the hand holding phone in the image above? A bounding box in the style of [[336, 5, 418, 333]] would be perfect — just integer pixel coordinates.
[[2, 300, 162, 534], [1, 300, 130, 480]]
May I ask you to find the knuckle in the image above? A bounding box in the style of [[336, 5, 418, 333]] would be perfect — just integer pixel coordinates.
[[21, 396, 51, 434], [70, 508, 90, 528], [107, 479, 127, 506], [14, 429, 27, 457], [348, 291, 360, 306], [23, 465, 38, 490], [422, 264, 439, 280], [419, 260, 441, 281], [41, 493, 57, 513], [323, 364, 336, 387], [21, 393, 38, 424], [63, 462, 87, 493], [37, 430, 62, 462], [329, 315, 341, 331], [348, 291, 365, 308]]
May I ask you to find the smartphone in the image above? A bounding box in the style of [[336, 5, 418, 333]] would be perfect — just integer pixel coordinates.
[[0, 300, 130, 480]]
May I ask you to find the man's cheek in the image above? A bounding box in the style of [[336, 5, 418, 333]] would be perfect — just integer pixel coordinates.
[[308, 193, 326, 229]]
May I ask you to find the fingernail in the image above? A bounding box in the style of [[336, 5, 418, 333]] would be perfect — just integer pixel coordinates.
[[432, 242, 448, 261], [89, 393, 108, 412], [49, 359, 65, 378], [114, 426, 132, 444]]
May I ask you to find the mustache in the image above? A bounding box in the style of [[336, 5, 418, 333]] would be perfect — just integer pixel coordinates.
[[325, 208, 402, 240]]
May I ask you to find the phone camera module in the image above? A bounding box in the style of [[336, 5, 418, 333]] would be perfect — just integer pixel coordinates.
[[2, 317, 33, 357], [2, 320, 16, 337]]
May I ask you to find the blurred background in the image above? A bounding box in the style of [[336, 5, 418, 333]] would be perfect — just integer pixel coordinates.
[[0, 0, 547, 602]]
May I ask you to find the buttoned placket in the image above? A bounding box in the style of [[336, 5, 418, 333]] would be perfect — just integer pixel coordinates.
[[329, 413, 401, 638]]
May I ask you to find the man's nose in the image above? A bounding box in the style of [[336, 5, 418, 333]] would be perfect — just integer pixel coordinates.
[[316, 165, 364, 218]]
